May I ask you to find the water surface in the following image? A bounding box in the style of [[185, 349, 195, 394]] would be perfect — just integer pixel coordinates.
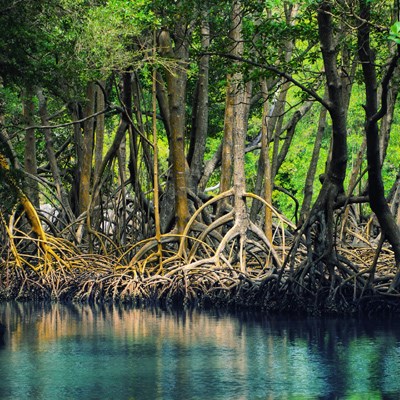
[[0, 302, 399, 399]]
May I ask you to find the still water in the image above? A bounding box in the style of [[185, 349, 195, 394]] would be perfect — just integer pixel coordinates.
[[0, 302, 399, 400]]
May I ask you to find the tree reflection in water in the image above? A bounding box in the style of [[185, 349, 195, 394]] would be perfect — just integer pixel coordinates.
[[0, 302, 399, 399]]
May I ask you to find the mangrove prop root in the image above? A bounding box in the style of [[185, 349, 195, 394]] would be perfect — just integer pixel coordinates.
[[0, 183, 399, 313]]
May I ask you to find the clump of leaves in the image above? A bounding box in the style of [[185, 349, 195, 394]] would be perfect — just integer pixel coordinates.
[[77, 0, 160, 77], [388, 21, 400, 44]]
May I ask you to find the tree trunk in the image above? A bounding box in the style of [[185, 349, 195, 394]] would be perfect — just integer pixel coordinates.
[[69, 102, 83, 215], [22, 87, 39, 207], [379, 73, 399, 164], [188, 6, 210, 193], [155, 70, 176, 232], [270, 4, 298, 183], [299, 97, 327, 223], [339, 137, 366, 242], [227, 0, 252, 271], [357, 0, 400, 281], [37, 89, 75, 222], [198, 143, 222, 192], [270, 83, 290, 182], [93, 81, 105, 185], [250, 79, 272, 239], [92, 73, 131, 207], [158, 26, 191, 234], [217, 74, 234, 215], [276, 101, 313, 174], [132, 72, 154, 188], [78, 82, 96, 216], [318, 3, 348, 192], [293, 1, 349, 282]]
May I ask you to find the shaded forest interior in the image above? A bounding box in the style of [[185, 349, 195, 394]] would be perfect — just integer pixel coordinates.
[[1, 0, 400, 314]]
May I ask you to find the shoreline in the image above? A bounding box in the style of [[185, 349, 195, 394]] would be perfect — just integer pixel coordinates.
[[1, 267, 400, 317]]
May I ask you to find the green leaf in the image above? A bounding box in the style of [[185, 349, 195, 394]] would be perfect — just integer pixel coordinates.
[[390, 21, 400, 34], [389, 22, 400, 43]]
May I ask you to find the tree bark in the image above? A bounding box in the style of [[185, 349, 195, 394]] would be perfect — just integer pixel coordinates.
[[217, 74, 234, 215], [158, 25, 191, 234], [357, 0, 400, 279], [250, 79, 272, 239], [92, 73, 131, 208], [37, 89, 75, 222], [294, 0, 349, 280], [276, 101, 313, 174], [132, 72, 154, 189], [22, 87, 39, 207], [318, 2, 348, 191], [228, 0, 252, 271], [78, 82, 96, 216], [93, 81, 105, 185], [188, 6, 210, 193], [299, 97, 327, 223], [198, 143, 222, 192], [270, 4, 298, 183]]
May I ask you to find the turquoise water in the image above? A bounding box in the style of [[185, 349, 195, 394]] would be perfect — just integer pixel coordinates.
[[0, 302, 400, 399]]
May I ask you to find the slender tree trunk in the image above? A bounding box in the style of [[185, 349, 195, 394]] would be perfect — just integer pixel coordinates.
[[132, 72, 154, 188], [169, 65, 190, 233], [217, 74, 234, 215], [37, 89, 75, 222], [270, 83, 289, 182], [276, 101, 313, 174], [93, 81, 105, 184], [299, 97, 327, 223], [117, 75, 129, 242], [270, 4, 298, 183], [261, 79, 273, 241], [217, 0, 249, 219], [69, 102, 83, 215], [293, 1, 349, 282], [92, 73, 131, 207], [78, 82, 96, 216], [155, 70, 176, 232], [357, 0, 400, 282], [379, 74, 399, 164], [188, 6, 210, 193], [318, 3, 348, 192], [198, 143, 222, 192], [158, 26, 191, 234], [232, 80, 252, 272], [339, 137, 367, 241], [129, 72, 156, 235], [227, 0, 252, 271], [22, 87, 39, 207], [250, 2, 299, 227]]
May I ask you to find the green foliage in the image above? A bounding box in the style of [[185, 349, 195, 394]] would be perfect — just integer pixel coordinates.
[[78, 0, 160, 76], [0, 0, 87, 93], [1, 0, 400, 233], [388, 21, 400, 44], [383, 113, 400, 194]]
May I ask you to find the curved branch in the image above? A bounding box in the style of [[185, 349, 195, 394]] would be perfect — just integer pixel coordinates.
[[24, 106, 119, 130], [371, 48, 400, 123], [206, 52, 330, 110]]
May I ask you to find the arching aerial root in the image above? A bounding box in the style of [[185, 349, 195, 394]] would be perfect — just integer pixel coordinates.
[[1, 192, 400, 315]]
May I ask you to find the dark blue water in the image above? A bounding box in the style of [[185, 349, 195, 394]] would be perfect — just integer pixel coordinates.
[[0, 302, 399, 399]]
